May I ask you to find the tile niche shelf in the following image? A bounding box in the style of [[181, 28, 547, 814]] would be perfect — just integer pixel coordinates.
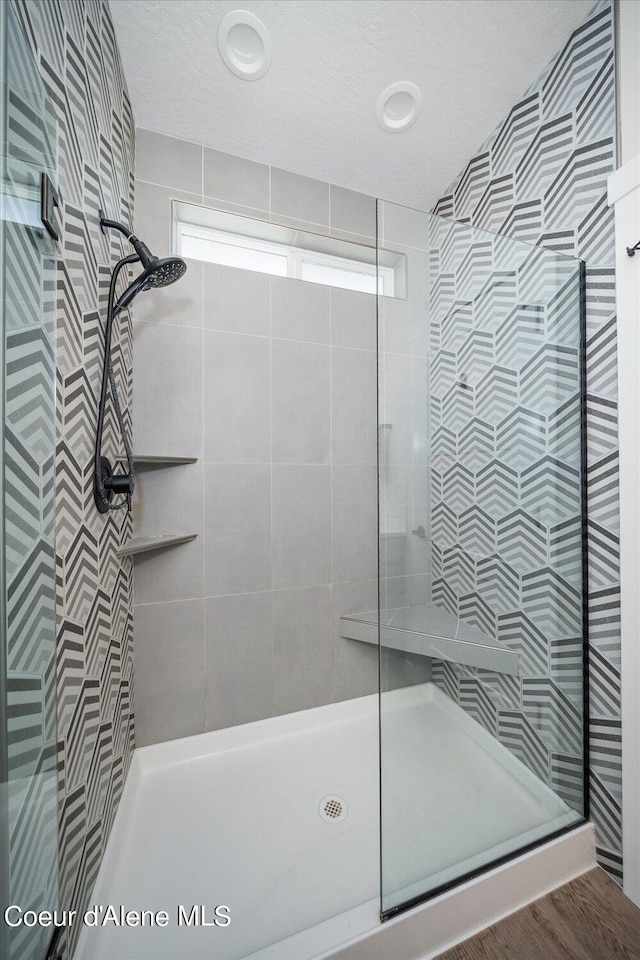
[[115, 454, 199, 559]]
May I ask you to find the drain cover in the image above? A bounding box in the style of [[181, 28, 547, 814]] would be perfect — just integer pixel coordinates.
[[319, 795, 348, 823]]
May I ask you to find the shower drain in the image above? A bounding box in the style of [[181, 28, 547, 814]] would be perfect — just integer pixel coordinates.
[[319, 795, 348, 823]]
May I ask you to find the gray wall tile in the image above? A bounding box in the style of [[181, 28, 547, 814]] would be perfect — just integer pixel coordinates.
[[273, 585, 333, 713], [204, 147, 269, 212], [330, 288, 376, 351], [272, 339, 330, 464], [134, 132, 385, 743], [133, 256, 203, 328], [332, 579, 379, 702], [134, 599, 205, 745], [205, 592, 274, 730], [271, 275, 330, 343], [203, 330, 271, 462], [133, 320, 203, 458], [379, 353, 429, 466], [204, 464, 272, 596], [134, 180, 202, 254], [331, 346, 377, 464], [204, 262, 270, 336], [273, 465, 332, 588], [270, 166, 330, 226], [136, 127, 203, 193], [330, 184, 376, 240], [332, 464, 378, 582], [133, 463, 205, 603]]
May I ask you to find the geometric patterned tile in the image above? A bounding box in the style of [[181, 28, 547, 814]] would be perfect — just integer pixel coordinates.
[[9, 3, 137, 958], [430, 0, 618, 881]]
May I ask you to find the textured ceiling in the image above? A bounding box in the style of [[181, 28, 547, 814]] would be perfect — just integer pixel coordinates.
[[110, 0, 595, 209]]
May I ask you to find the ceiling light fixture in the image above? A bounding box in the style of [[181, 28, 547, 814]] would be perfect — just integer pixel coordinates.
[[217, 10, 272, 81], [376, 82, 423, 133]]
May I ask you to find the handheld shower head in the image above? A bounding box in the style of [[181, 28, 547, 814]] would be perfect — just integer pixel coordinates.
[[112, 255, 187, 314], [99, 211, 187, 313]]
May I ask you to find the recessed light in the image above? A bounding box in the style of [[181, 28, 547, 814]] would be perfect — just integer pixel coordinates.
[[218, 10, 272, 81], [376, 82, 423, 133]]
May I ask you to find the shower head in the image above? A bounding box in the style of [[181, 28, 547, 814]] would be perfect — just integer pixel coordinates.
[[113, 255, 187, 314], [99, 211, 187, 312]]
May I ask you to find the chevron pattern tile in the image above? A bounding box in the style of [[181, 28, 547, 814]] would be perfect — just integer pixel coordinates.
[[6, 3, 135, 958], [429, 0, 619, 880]]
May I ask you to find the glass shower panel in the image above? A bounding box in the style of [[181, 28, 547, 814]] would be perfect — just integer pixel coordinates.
[[377, 199, 585, 916], [1, 5, 59, 959]]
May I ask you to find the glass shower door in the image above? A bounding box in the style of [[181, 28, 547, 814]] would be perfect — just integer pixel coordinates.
[[1, 4, 59, 959], [377, 199, 586, 916]]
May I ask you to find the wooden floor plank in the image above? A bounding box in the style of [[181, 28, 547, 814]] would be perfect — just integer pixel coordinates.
[[436, 869, 640, 960]]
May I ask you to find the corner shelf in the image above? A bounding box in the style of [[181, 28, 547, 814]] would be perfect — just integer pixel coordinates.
[[116, 455, 198, 466], [117, 534, 198, 558], [114, 456, 199, 559]]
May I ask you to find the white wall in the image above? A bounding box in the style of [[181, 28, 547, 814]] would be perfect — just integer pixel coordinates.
[[611, 0, 640, 907]]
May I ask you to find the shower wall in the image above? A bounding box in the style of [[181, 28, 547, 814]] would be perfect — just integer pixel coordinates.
[[430, 0, 619, 880], [10, 1, 136, 956], [132, 129, 378, 746]]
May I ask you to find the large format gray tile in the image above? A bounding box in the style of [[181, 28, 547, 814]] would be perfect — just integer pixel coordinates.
[[133, 462, 204, 604], [134, 180, 202, 255], [134, 599, 205, 745], [272, 465, 331, 588], [205, 592, 273, 730], [331, 347, 377, 464], [332, 464, 377, 582], [133, 257, 202, 328], [271, 275, 330, 343], [380, 249, 429, 357], [330, 288, 376, 351], [204, 262, 270, 336], [330, 184, 376, 239], [136, 128, 202, 193], [272, 340, 330, 464], [332, 579, 379, 702], [204, 464, 271, 596], [203, 196, 271, 222], [381, 464, 430, 579], [133, 320, 203, 458], [270, 166, 329, 226], [204, 148, 269, 212], [379, 352, 429, 466], [203, 330, 271, 462], [383, 573, 431, 609], [273, 585, 332, 714], [379, 201, 429, 250]]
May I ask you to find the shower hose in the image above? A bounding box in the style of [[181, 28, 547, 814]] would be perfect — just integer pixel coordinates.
[[94, 253, 137, 512]]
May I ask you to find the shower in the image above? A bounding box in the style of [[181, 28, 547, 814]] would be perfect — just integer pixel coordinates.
[[93, 213, 187, 513]]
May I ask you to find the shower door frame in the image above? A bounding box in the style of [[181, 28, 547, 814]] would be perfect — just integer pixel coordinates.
[[375, 198, 591, 922], [0, 9, 9, 957]]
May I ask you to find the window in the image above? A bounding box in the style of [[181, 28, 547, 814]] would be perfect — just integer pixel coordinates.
[[173, 201, 405, 298]]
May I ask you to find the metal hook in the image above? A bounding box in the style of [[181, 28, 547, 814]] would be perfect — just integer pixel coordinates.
[[626, 241, 640, 257]]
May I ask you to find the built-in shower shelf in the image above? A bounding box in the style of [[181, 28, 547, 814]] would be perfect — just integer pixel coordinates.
[[340, 602, 520, 676], [116, 534, 198, 558], [116, 455, 198, 466]]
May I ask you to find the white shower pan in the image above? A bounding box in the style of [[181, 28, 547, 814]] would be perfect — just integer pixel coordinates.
[[75, 683, 595, 960]]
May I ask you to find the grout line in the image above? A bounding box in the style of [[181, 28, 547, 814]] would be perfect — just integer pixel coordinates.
[[133, 578, 380, 608]]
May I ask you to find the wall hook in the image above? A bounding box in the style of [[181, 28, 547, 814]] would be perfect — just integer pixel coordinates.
[[626, 241, 640, 257]]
